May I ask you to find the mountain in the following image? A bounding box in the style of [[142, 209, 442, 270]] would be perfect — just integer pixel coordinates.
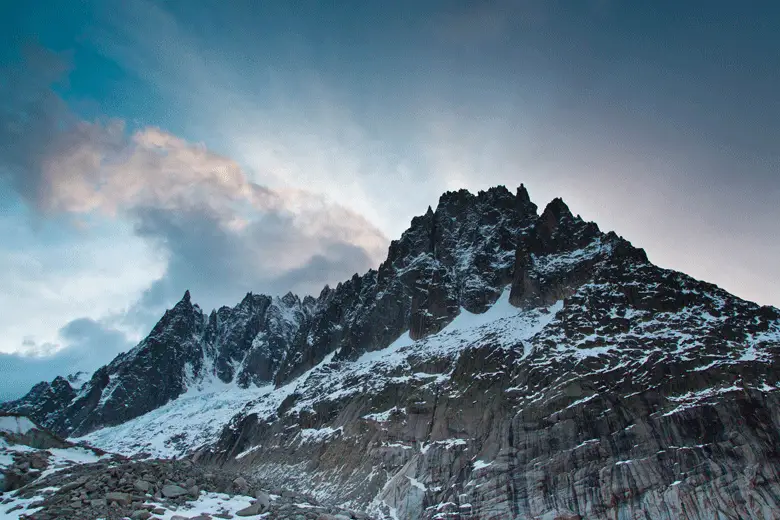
[[4, 185, 780, 520]]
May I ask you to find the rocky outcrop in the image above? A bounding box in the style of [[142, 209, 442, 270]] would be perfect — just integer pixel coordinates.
[[1, 378, 76, 433], [274, 185, 539, 382]]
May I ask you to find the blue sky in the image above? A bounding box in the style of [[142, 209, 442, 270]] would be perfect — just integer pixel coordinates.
[[1, 0, 779, 400]]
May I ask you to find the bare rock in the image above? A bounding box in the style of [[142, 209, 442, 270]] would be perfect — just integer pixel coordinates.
[[161, 484, 189, 498], [254, 490, 270, 510], [235, 502, 264, 516], [134, 479, 153, 493], [232, 476, 249, 492], [105, 491, 133, 506]]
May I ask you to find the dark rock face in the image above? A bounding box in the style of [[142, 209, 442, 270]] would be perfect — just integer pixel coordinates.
[[2, 378, 76, 433], [277, 185, 539, 379], [4, 184, 780, 520], [508, 198, 615, 309], [201, 226, 780, 520], [270, 185, 539, 381]]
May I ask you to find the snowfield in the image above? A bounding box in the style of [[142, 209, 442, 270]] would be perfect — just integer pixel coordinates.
[[73, 286, 562, 458], [75, 380, 275, 458]]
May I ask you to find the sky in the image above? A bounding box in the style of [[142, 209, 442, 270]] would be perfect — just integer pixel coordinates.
[[0, 0, 778, 400]]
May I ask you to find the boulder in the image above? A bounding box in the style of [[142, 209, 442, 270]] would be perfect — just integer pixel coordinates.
[[232, 476, 249, 490], [254, 490, 271, 510], [134, 479, 152, 493], [104, 491, 133, 506], [161, 484, 189, 498], [235, 502, 265, 516]]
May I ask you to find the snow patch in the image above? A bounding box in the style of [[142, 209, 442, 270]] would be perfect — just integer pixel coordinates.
[[662, 385, 742, 417], [40, 447, 109, 478], [407, 476, 426, 491], [144, 491, 258, 520], [421, 438, 468, 454], [0, 416, 37, 435], [234, 445, 262, 459], [472, 460, 492, 471], [363, 407, 405, 422], [298, 426, 343, 444], [0, 493, 48, 519]]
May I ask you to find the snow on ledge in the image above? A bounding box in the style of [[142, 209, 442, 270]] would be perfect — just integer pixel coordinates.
[[472, 460, 493, 471], [0, 415, 37, 435]]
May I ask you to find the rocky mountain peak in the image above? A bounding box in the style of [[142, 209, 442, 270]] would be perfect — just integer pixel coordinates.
[[533, 196, 600, 255], [148, 290, 203, 341], [4, 184, 612, 436], [516, 183, 536, 213], [541, 196, 571, 220], [3, 183, 780, 520], [49, 376, 73, 395], [65, 371, 88, 388], [280, 291, 299, 307], [434, 185, 526, 218], [435, 187, 476, 214]]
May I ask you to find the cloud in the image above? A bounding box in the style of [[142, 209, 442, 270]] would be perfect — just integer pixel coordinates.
[[0, 44, 390, 397], [37, 123, 275, 216], [0, 45, 74, 202], [129, 203, 381, 309], [1, 45, 387, 298], [0, 217, 164, 355], [83, 0, 435, 241], [0, 317, 133, 401]]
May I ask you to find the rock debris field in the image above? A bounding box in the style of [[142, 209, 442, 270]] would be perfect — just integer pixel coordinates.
[[2, 456, 372, 520]]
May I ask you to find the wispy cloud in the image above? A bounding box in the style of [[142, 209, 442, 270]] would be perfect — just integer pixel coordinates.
[[0, 317, 133, 401], [0, 44, 389, 386]]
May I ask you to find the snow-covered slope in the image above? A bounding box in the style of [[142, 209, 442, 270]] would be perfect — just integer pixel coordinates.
[[76, 287, 560, 458], [74, 381, 274, 458]]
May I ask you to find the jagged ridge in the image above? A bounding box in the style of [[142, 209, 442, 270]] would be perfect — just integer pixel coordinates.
[[4, 185, 543, 435]]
